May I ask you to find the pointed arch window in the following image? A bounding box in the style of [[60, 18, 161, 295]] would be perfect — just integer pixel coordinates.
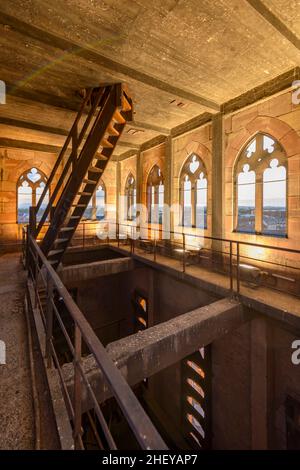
[[83, 179, 106, 221], [17, 168, 48, 223], [235, 134, 287, 236], [125, 173, 136, 221], [95, 181, 106, 220], [147, 165, 164, 224], [180, 154, 208, 229]]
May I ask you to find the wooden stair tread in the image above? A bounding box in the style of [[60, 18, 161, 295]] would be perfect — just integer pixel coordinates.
[[112, 110, 125, 124], [100, 138, 113, 148], [94, 153, 108, 161], [60, 227, 74, 232], [83, 178, 97, 184], [88, 166, 103, 173], [107, 124, 119, 136], [55, 238, 69, 243], [48, 249, 64, 256]]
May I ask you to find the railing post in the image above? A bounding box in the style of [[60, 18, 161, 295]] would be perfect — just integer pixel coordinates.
[[130, 225, 134, 255], [29, 206, 36, 238], [229, 241, 233, 293], [34, 250, 39, 308], [73, 324, 83, 450], [236, 242, 240, 294], [182, 233, 186, 273], [46, 273, 54, 368], [25, 225, 29, 270], [132, 226, 135, 254], [154, 234, 157, 262], [117, 222, 120, 248]]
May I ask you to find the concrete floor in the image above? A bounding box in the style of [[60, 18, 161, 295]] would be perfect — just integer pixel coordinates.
[[0, 252, 34, 449]]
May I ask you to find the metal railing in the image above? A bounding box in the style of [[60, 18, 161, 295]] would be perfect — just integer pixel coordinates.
[[64, 220, 300, 299], [25, 228, 167, 450]]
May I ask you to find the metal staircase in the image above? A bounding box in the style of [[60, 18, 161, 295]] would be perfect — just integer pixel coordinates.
[[32, 84, 132, 269]]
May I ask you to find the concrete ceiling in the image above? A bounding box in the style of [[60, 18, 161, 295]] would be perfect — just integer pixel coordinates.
[[0, 0, 299, 154]]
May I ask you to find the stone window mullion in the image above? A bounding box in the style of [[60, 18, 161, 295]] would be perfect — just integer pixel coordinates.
[[92, 192, 97, 220], [191, 182, 196, 227], [255, 171, 263, 233]]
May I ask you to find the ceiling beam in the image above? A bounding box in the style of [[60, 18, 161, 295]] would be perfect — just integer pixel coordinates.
[[0, 137, 60, 153], [126, 121, 170, 136], [171, 112, 212, 138], [116, 141, 140, 150], [5, 81, 81, 111], [245, 0, 300, 50], [0, 12, 220, 112], [0, 117, 69, 136], [111, 149, 138, 162], [222, 66, 300, 114], [140, 135, 167, 152], [0, 117, 141, 151]]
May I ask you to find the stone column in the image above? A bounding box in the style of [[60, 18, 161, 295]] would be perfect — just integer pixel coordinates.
[[136, 150, 142, 234], [116, 160, 121, 226], [212, 112, 224, 239], [163, 135, 173, 238], [211, 113, 224, 264]]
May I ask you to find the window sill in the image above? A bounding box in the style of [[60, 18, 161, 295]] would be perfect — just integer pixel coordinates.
[[179, 224, 208, 230], [233, 229, 288, 239]]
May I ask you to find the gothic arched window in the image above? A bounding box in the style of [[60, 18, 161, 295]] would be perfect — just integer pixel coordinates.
[[234, 133, 287, 236], [180, 154, 208, 229], [17, 168, 48, 223], [147, 165, 164, 224], [83, 179, 106, 220], [125, 173, 136, 221]]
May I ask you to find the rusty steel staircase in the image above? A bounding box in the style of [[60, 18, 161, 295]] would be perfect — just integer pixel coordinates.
[[32, 84, 132, 269]]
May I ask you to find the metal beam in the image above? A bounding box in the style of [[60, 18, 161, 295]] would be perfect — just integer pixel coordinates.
[[0, 12, 220, 112], [63, 298, 249, 410], [246, 0, 300, 51]]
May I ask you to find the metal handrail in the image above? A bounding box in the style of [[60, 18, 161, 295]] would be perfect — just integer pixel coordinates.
[[115, 222, 300, 255], [94, 221, 300, 296], [26, 232, 167, 450]]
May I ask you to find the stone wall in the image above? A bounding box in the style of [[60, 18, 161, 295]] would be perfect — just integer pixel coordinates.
[[119, 154, 137, 228], [224, 89, 300, 251], [0, 147, 58, 245], [172, 123, 213, 237]]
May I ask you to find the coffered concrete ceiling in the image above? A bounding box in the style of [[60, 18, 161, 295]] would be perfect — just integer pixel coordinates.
[[0, 0, 299, 154]]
